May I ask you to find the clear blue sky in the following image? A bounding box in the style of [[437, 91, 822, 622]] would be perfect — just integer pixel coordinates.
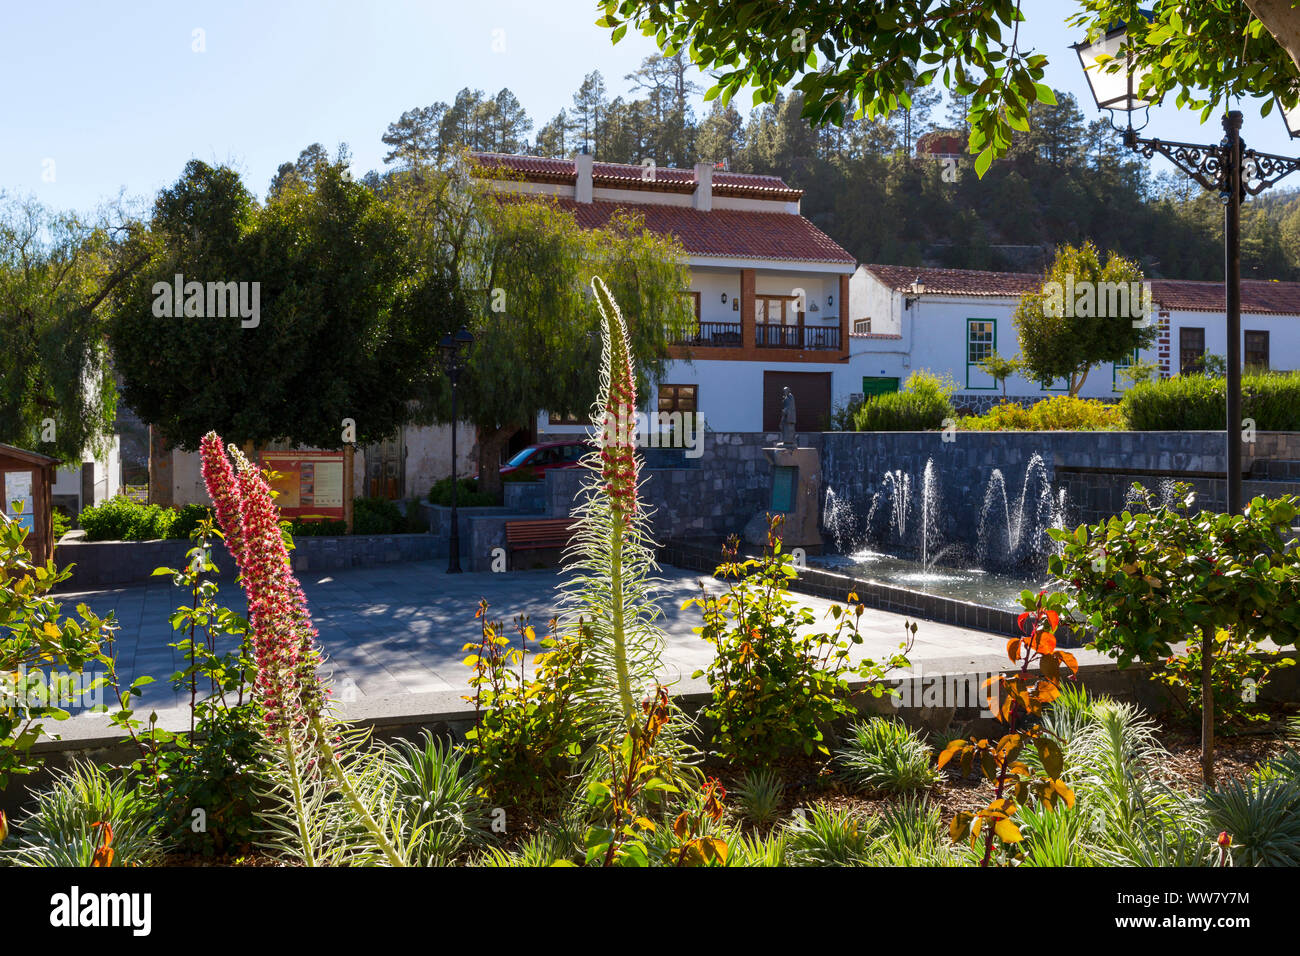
[[4, 0, 1298, 217]]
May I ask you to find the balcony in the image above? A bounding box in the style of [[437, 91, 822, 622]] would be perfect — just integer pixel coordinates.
[[671, 322, 743, 348], [756, 322, 842, 351]]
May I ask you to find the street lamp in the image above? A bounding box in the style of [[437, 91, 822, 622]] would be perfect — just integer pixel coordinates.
[[1073, 24, 1300, 514], [439, 325, 475, 573]]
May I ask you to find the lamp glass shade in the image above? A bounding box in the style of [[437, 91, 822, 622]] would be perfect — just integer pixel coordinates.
[[1280, 97, 1300, 139], [1073, 25, 1157, 112]]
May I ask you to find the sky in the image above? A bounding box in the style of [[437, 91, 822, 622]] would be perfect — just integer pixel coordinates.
[[5, 0, 1300, 217]]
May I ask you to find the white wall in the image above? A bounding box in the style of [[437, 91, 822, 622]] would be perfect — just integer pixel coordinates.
[[846, 269, 1300, 402]]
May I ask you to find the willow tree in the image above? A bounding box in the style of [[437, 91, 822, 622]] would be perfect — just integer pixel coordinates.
[[0, 195, 140, 462], [393, 158, 695, 496]]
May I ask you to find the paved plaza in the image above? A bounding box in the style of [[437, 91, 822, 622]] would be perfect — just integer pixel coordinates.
[[57, 561, 1107, 723]]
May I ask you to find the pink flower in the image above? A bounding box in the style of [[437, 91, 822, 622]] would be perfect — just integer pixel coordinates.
[[200, 433, 324, 738]]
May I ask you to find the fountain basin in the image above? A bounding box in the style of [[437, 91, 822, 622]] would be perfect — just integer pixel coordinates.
[[812, 549, 1047, 610]]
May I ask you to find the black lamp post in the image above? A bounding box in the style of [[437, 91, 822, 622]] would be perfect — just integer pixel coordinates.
[[1074, 23, 1300, 514], [439, 325, 475, 573]]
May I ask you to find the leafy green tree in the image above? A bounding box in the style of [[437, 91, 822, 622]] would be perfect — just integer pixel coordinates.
[[1015, 241, 1157, 396], [394, 162, 695, 495], [979, 351, 1022, 399], [597, 1, 1300, 174], [1050, 488, 1300, 787], [109, 160, 459, 451], [0, 195, 142, 462]]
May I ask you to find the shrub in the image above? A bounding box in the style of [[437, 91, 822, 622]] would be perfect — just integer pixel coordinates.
[[836, 717, 938, 794], [78, 495, 177, 540], [169, 503, 211, 540], [287, 517, 347, 536], [1, 517, 116, 787], [352, 496, 404, 534], [429, 476, 498, 507], [1206, 778, 1300, 866], [386, 733, 488, 865], [686, 518, 914, 764], [1120, 370, 1300, 430], [0, 763, 162, 867], [51, 508, 71, 541], [853, 370, 955, 431], [959, 395, 1124, 431], [730, 768, 785, 826]]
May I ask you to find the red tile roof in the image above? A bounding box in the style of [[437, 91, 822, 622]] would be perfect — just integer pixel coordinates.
[[470, 151, 803, 200], [863, 264, 1300, 315], [549, 197, 854, 264]]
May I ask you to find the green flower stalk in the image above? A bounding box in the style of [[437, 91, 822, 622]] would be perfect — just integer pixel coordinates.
[[559, 277, 668, 736]]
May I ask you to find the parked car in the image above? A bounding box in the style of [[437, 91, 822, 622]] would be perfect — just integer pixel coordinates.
[[500, 440, 591, 477]]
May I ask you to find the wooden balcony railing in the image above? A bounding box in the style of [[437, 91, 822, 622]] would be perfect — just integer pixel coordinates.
[[756, 323, 842, 350], [671, 322, 744, 347]]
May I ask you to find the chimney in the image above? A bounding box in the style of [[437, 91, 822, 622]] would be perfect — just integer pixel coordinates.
[[575, 148, 593, 204], [693, 162, 713, 211]]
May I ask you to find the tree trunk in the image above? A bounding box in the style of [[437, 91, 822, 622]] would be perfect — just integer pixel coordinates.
[[148, 426, 174, 507], [475, 424, 517, 500], [1201, 623, 1216, 790], [1246, 1, 1300, 75]]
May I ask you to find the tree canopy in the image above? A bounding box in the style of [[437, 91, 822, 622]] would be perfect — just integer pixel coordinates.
[[595, 1, 1300, 175], [108, 158, 459, 452], [1014, 241, 1157, 396], [0, 195, 136, 462]]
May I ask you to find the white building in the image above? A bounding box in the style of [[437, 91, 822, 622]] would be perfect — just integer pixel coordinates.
[[471, 152, 857, 435], [845, 264, 1300, 411]]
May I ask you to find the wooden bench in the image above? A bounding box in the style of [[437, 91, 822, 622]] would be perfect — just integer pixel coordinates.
[[504, 518, 578, 567]]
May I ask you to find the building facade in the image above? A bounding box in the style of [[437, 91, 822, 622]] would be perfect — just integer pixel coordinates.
[[846, 264, 1300, 413]]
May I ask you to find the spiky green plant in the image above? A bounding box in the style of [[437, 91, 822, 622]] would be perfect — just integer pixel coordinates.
[[0, 763, 162, 867], [731, 768, 786, 826], [556, 276, 669, 737], [1206, 778, 1300, 866], [836, 718, 939, 794], [867, 795, 965, 867], [386, 734, 489, 865], [784, 804, 877, 866], [727, 829, 789, 867]]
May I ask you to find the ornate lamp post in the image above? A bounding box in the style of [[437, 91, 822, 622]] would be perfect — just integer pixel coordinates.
[[1073, 25, 1300, 513], [439, 325, 475, 573]]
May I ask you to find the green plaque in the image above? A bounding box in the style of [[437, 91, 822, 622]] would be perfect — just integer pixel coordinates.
[[771, 465, 797, 513]]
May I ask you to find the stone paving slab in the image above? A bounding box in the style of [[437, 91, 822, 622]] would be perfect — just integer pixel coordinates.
[[51, 561, 1110, 720]]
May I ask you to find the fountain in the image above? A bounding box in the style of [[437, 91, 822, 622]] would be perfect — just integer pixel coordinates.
[[816, 452, 1072, 609], [975, 453, 1068, 571]]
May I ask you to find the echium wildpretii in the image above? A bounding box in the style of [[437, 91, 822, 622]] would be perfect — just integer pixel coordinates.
[[598, 280, 639, 520], [557, 277, 670, 737], [200, 432, 404, 866], [200, 433, 324, 739]]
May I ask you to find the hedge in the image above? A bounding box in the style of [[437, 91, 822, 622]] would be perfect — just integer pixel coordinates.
[[959, 395, 1124, 431], [1120, 371, 1300, 431], [853, 370, 955, 431]]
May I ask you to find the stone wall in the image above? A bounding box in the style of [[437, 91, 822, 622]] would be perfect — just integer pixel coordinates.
[[55, 533, 439, 591], [821, 430, 1300, 549], [544, 432, 821, 543]]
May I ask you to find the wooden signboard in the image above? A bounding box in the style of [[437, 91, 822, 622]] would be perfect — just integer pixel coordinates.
[[0, 444, 59, 565], [259, 448, 354, 532]]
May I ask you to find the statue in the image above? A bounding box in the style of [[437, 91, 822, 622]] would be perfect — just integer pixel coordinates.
[[779, 386, 797, 447]]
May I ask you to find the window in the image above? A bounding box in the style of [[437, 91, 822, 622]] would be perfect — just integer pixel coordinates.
[[756, 295, 799, 325], [1113, 348, 1139, 391], [685, 291, 701, 320], [1179, 327, 1205, 375], [854, 318, 872, 334], [1245, 330, 1269, 370], [658, 384, 698, 414], [965, 319, 997, 389]]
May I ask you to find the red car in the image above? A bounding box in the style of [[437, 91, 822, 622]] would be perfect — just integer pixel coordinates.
[[499, 440, 591, 477]]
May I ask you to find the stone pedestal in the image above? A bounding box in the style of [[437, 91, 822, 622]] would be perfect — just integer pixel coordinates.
[[744, 445, 822, 551]]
